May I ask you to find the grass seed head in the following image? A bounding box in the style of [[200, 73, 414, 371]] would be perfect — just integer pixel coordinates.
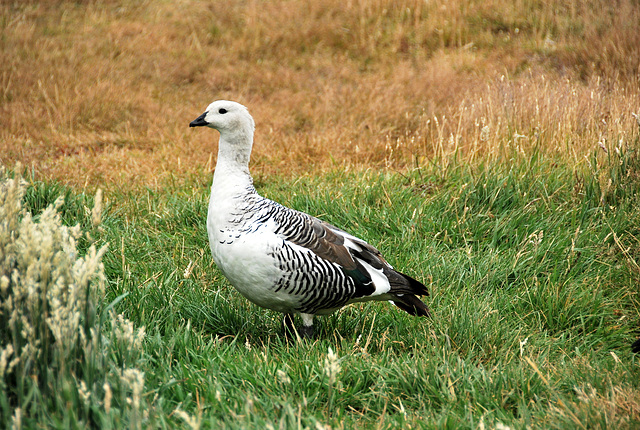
[[323, 347, 341, 386]]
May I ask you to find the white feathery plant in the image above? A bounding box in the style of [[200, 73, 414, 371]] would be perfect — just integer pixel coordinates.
[[323, 347, 342, 414], [0, 165, 147, 428]]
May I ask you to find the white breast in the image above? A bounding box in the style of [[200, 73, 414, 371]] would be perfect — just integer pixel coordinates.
[[207, 203, 301, 313]]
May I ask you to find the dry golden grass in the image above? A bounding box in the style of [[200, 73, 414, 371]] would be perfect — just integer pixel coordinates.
[[1, 0, 639, 190]]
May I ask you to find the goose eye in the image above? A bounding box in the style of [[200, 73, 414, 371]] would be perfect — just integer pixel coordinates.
[[219, 108, 228, 114]]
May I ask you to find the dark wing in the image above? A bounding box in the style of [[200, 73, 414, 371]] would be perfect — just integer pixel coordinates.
[[306, 217, 431, 317], [281, 213, 430, 315], [283, 216, 376, 298]]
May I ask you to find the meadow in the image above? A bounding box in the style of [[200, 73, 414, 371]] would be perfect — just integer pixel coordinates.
[[1, 0, 640, 428]]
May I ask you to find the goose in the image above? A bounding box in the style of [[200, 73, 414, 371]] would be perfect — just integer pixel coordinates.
[[189, 100, 430, 337]]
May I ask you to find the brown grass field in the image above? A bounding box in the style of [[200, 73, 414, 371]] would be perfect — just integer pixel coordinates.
[[1, 0, 639, 190]]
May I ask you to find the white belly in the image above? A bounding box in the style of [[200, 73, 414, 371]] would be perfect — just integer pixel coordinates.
[[207, 222, 299, 313]]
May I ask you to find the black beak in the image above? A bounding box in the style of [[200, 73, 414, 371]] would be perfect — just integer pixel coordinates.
[[189, 111, 208, 127]]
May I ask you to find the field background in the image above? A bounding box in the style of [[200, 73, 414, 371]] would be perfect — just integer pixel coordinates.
[[2, 0, 640, 189], [1, 0, 640, 428]]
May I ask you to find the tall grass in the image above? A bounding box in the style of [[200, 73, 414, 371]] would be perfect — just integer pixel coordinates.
[[6, 146, 636, 427], [122, 145, 640, 427]]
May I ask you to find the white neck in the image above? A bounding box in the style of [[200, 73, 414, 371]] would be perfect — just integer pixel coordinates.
[[211, 131, 255, 197]]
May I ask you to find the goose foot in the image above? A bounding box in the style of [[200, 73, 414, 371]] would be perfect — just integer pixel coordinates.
[[282, 313, 315, 339]]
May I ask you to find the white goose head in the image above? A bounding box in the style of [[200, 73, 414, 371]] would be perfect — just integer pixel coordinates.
[[190, 100, 254, 133], [190, 100, 256, 170]]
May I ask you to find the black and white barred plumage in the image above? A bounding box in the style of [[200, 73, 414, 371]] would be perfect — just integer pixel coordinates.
[[190, 100, 430, 336]]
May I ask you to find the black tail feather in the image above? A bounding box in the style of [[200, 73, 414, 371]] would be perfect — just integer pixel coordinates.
[[373, 265, 431, 317], [400, 271, 429, 297], [389, 270, 431, 317], [392, 294, 431, 317]]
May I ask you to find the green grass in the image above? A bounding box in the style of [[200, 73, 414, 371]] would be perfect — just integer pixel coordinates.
[[10, 146, 640, 428]]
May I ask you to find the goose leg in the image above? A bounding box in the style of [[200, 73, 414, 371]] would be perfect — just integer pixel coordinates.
[[283, 313, 314, 338], [299, 313, 314, 338]]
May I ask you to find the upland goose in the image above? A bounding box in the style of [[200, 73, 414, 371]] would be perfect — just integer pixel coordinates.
[[190, 100, 430, 337]]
